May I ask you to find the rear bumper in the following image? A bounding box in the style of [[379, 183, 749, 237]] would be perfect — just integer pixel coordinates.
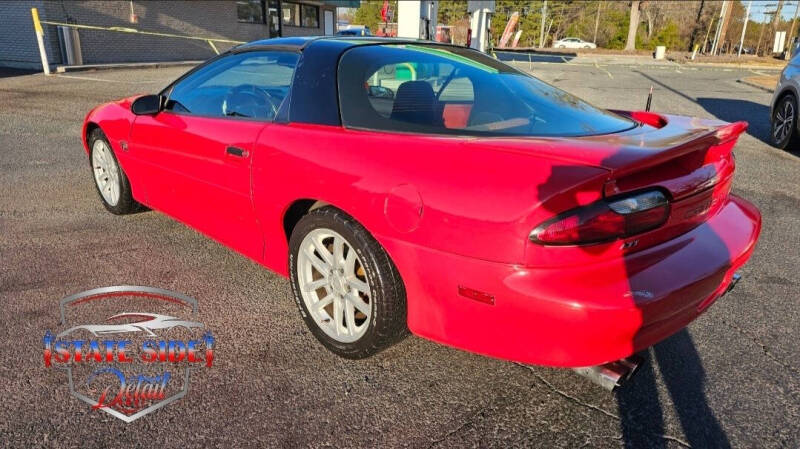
[[379, 195, 761, 368]]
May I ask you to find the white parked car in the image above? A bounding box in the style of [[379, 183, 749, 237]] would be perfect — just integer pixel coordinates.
[[553, 38, 596, 49]]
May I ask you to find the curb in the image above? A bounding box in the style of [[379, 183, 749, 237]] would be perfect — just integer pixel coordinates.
[[507, 59, 683, 69], [685, 62, 785, 71], [507, 58, 785, 71], [55, 60, 202, 73], [737, 78, 775, 93]]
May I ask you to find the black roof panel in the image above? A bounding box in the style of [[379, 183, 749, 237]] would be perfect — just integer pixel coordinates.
[[237, 36, 463, 52], [237, 36, 316, 50]]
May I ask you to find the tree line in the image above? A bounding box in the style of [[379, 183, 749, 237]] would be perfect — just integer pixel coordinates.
[[350, 1, 800, 55]]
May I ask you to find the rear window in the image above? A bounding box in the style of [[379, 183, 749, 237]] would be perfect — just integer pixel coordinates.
[[337, 44, 634, 137]]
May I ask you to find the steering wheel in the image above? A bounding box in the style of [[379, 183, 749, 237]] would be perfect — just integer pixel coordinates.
[[526, 112, 540, 133], [223, 84, 279, 119]]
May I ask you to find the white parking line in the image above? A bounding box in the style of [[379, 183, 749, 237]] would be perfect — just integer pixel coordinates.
[[594, 62, 613, 79]]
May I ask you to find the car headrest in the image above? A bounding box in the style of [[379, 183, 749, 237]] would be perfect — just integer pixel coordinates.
[[390, 80, 440, 126]]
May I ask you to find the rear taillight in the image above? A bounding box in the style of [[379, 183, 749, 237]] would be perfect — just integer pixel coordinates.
[[530, 190, 670, 245]]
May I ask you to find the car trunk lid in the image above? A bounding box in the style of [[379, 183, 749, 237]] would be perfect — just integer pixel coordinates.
[[470, 111, 748, 260], [589, 113, 747, 241]]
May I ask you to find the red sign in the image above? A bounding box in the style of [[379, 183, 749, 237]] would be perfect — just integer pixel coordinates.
[[380, 0, 389, 22]]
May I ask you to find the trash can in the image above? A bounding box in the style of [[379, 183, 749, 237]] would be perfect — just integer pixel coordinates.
[[57, 26, 83, 66], [654, 46, 666, 60]]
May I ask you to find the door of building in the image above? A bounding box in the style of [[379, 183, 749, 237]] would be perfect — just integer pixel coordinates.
[[324, 10, 334, 35], [268, 0, 281, 38]]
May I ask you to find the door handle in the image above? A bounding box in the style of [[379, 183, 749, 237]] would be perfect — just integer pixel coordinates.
[[226, 146, 249, 157]]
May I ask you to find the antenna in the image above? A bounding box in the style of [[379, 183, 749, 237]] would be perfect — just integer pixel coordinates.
[[645, 85, 653, 111]]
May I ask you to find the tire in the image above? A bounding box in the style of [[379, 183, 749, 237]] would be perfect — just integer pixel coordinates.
[[289, 206, 408, 359], [771, 94, 800, 150], [88, 127, 140, 214]]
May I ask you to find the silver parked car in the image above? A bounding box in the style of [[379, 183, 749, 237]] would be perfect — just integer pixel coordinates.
[[771, 52, 800, 149]]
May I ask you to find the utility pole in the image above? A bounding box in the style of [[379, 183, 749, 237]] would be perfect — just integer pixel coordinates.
[[539, 0, 547, 48], [785, 0, 800, 59], [717, 0, 734, 54], [593, 1, 603, 44], [739, 1, 752, 57], [773, 1, 786, 31], [771, 0, 785, 55], [710, 0, 727, 55]]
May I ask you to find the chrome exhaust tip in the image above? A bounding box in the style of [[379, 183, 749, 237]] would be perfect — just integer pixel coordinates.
[[572, 354, 644, 391]]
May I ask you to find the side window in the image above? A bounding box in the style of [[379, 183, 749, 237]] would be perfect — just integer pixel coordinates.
[[165, 51, 299, 120]]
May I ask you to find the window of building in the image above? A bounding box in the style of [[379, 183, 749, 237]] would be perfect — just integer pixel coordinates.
[[282, 2, 319, 28], [267, 0, 281, 36], [301, 4, 319, 27], [237, 0, 266, 24]]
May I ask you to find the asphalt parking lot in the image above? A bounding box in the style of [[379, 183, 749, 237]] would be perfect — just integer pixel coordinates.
[[1, 60, 799, 448]]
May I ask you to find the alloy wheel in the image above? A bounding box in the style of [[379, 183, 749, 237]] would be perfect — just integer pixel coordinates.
[[91, 139, 121, 206], [296, 228, 372, 343], [774, 98, 795, 144]]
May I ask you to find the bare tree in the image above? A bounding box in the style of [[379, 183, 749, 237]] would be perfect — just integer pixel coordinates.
[[689, 0, 706, 51], [625, 0, 641, 51], [593, 1, 604, 44]]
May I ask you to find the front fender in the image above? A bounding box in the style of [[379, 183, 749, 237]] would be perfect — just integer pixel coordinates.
[[82, 95, 144, 202], [82, 95, 142, 154]]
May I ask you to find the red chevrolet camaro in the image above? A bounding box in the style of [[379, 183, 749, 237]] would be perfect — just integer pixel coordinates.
[[82, 37, 761, 372]]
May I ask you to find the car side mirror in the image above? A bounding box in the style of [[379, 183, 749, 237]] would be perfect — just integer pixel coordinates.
[[131, 94, 164, 115]]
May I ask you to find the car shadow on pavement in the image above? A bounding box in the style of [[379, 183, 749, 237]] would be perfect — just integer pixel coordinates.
[[695, 97, 772, 145], [617, 330, 731, 449], [534, 167, 733, 448], [590, 130, 734, 448], [532, 90, 739, 447]]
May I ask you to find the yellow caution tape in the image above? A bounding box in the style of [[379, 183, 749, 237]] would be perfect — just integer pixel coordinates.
[[207, 40, 220, 55], [38, 20, 244, 45]]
